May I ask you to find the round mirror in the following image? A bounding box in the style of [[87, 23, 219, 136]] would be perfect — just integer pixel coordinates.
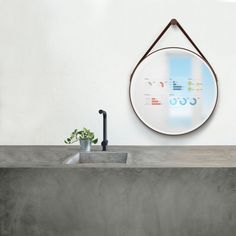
[[129, 47, 218, 135]]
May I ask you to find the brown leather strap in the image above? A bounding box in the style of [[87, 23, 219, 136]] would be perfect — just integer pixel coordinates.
[[131, 18, 209, 78], [172, 19, 207, 61]]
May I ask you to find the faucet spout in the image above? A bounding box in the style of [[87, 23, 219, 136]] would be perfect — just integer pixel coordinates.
[[99, 109, 108, 151]]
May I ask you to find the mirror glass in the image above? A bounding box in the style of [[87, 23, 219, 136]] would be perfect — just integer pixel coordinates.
[[130, 47, 218, 135]]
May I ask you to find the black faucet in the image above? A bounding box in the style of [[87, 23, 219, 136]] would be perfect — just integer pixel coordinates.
[[99, 109, 108, 151]]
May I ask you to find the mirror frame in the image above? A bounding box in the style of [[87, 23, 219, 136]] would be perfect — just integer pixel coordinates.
[[129, 47, 219, 135]]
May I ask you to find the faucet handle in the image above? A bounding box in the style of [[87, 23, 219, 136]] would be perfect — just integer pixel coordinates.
[[99, 109, 106, 115], [99, 109, 107, 117], [101, 140, 108, 145]]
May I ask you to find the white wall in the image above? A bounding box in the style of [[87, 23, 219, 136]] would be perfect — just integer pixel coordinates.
[[0, 0, 235, 145]]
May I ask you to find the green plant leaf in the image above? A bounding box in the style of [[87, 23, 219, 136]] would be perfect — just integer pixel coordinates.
[[92, 138, 98, 144], [65, 127, 98, 145]]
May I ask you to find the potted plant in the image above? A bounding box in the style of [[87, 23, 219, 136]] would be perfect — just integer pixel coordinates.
[[64, 128, 98, 152]]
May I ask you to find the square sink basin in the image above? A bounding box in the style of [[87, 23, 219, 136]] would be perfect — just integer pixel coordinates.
[[64, 152, 128, 164]]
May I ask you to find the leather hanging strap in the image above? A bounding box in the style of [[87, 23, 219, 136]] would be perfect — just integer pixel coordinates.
[[131, 18, 210, 78]]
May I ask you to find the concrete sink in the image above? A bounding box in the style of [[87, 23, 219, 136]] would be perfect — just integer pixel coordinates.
[[64, 151, 128, 164]]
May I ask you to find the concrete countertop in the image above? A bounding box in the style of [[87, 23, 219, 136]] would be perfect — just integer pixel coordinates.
[[0, 145, 236, 168]]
